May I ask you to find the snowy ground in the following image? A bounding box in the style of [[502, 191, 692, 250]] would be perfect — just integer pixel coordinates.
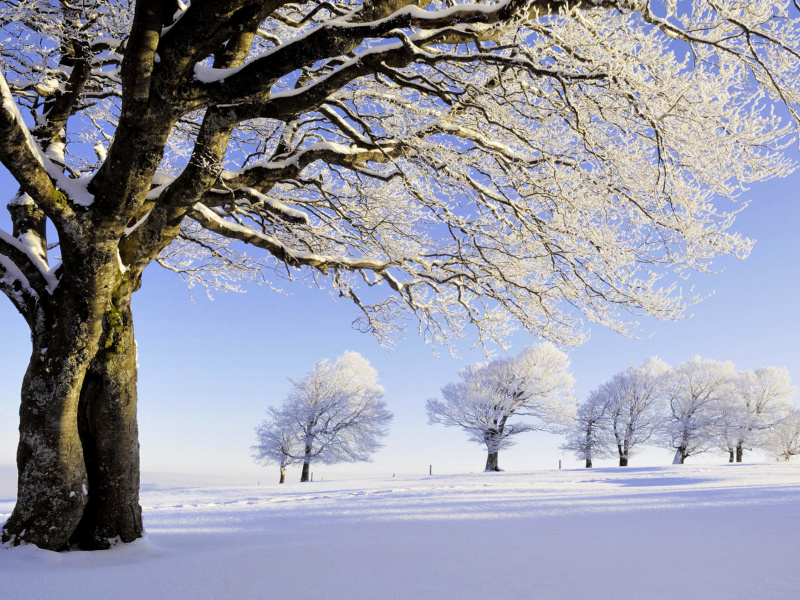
[[1, 463, 799, 600]]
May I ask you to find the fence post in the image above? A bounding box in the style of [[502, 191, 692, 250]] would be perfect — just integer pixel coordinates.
[[558, 460, 561, 470], [429, 465, 432, 476]]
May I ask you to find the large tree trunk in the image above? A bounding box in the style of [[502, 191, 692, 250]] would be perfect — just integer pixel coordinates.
[[585, 458, 592, 468], [1, 338, 90, 550], [1, 278, 110, 549], [735, 442, 743, 463], [70, 293, 142, 549], [484, 451, 500, 472], [300, 461, 311, 482], [672, 448, 686, 464], [1, 249, 141, 551], [728, 448, 734, 463], [279, 466, 286, 484]]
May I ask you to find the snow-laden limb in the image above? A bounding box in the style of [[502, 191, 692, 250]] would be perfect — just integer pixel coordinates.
[[0, 70, 69, 221], [257, 352, 393, 482], [0, 245, 40, 327], [188, 202, 394, 274], [428, 343, 575, 471]]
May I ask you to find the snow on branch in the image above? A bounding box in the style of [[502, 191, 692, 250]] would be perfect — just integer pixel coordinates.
[[187, 202, 395, 275]]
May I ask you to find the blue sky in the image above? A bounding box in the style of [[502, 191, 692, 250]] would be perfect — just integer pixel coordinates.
[[0, 164, 798, 488]]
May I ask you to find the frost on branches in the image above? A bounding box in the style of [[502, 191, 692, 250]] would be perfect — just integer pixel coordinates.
[[2, 0, 800, 549], [427, 343, 575, 471], [763, 408, 800, 461], [253, 352, 392, 482], [252, 408, 301, 483], [562, 357, 666, 467], [560, 388, 613, 468]]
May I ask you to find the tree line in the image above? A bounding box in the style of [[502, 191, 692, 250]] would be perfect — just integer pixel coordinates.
[[254, 346, 799, 482], [563, 357, 799, 467]]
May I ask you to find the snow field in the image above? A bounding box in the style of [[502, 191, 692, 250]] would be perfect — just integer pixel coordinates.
[[1, 463, 799, 599]]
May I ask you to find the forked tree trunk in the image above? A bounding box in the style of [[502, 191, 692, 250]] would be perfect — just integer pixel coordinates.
[[619, 454, 628, 467], [1, 270, 113, 549], [71, 293, 142, 549], [1, 252, 142, 551], [485, 451, 500, 472], [279, 466, 286, 484], [672, 448, 686, 464]]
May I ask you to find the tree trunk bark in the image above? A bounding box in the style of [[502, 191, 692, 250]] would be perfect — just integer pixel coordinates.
[[70, 294, 142, 549], [585, 458, 592, 468], [619, 454, 628, 467], [728, 448, 734, 463], [300, 461, 311, 482], [1, 340, 90, 550], [484, 451, 500, 472], [1, 249, 141, 551], [672, 448, 685, 464], [735, 442, 743, 463], [279, 466, 286, 484]]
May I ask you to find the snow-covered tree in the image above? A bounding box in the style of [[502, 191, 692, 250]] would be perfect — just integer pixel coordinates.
[[273, 352, 392, 482], [733, 367, 797, 461], [428, 343, 575, 471], [763, 407, 800, 462], [708, 390, 750, 462], [601, 357, 668, 466], [657, 357, 736, 464], [3, 0, 800, 549], [561, 388, 611, 468], [252, 408, 302, 483]]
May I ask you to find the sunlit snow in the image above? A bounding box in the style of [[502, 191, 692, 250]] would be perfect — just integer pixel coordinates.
[[2, 463, 798, 599]]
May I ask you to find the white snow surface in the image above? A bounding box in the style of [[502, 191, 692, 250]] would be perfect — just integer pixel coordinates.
[[1, 463, 799, 599]]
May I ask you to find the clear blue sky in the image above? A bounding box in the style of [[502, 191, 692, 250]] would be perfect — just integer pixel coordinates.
[[0, 164, 798, 487]]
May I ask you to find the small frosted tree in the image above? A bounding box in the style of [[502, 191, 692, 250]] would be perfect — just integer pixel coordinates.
[[734, 367, 797, 462], [427, 343, 575, 472], [657, 357, 736, 464], [278, 352, 392, 482], [763, 408, 800, 462], [252, 408, 301, 484], [602, 357, 669, 467], [561, 389, 611, 468], [709, 391, 750, 463]]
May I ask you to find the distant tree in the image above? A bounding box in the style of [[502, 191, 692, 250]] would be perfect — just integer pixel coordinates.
[[276, 352, 392, 482], [763, 408, 800, 462], [601, 357, 668, 467], [708, 391, 750, 463], [427, 344, 575, 472], [657, 357, 736, 464], [734, 367, 797, 462], [561, 389, 611, 468], [252, 408, 301, 484]]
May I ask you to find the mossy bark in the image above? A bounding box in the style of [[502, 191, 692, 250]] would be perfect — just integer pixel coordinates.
[[71, 292, 142, 549], [1, 253, 142, 551]]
